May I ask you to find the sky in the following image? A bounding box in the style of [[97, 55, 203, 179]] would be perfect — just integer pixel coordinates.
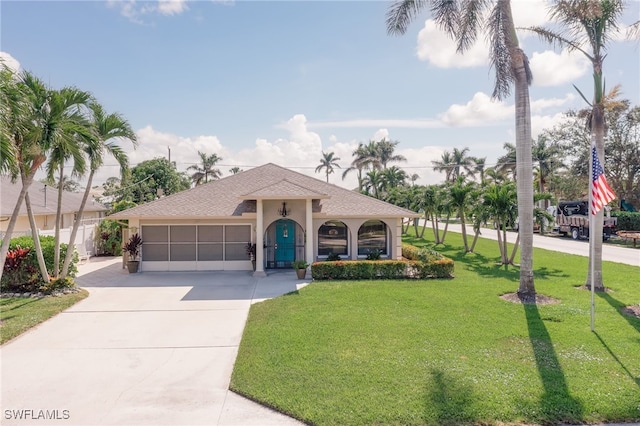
[[1, 0, 639, 190]]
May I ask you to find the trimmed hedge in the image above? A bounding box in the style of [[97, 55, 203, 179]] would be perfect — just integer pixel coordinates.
[[612, 211, 640, 231], [311, 244, 454, 280]]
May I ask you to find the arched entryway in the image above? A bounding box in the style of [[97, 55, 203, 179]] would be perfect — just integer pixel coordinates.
[[264, 219, 305, 269]]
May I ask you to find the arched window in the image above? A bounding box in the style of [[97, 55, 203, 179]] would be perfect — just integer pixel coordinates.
[[318, 221, 348, 257], [358, 220, 387, 256]]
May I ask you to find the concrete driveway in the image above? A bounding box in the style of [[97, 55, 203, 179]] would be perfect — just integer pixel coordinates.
[[1, 257, 305, 425]]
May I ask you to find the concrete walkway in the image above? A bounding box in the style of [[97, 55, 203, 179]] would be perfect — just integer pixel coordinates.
[[1, 257, 306, 425]]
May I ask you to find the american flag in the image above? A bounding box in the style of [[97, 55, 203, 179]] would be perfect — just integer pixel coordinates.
[[591, 145, 615, 215]]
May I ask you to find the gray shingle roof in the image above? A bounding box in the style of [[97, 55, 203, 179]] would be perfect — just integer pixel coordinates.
[[110, 163, 420, 219], [1, 176, 107, 217]]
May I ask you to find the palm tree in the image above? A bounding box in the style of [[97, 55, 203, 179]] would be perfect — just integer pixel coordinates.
[[43, 87, 92, 277], [342, 143, 369, 191], [229, 166, 242, 175], [362, 169, 384, 199], [381, 166, 408, 191], [388, 0, 536, 299], [60, 101, 137, 278], [377, 138, 407, 169], [188, 151, 222, 186], [532, 135, 563, 208], [472, 157, 487, 185], [524, 0, 627, 291], [495, 142, 517, 179], [448, 176, 476, 252], [409, 173, 420, 186], [0, 65, 20, 176], [0, 71, 51, 282], [432, 150, 454, 182], [315, 151, 341, 183], [482, 182, 519, 266]]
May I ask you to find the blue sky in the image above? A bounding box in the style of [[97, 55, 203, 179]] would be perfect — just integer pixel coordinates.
[[1, 0, 639, 189]]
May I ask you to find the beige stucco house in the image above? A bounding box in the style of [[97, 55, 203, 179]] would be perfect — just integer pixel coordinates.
[[110, 163, 420, 275], [1, 176, 107, 236]]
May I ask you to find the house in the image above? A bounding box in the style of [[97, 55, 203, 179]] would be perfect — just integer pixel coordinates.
[[110, 163, 420, 275], [1, 176, 108, 236]]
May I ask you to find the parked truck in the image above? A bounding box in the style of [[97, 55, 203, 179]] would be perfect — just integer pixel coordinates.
[[556, 200, 617, 240]]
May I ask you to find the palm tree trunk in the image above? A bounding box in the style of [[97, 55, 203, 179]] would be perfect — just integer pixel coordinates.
[[60, 170, 94, 278], [508, 232, 521, 265], [470, 231, 480, 252], [495, 223, 506, 263], [0, 185, 30, 281], [24, 192, 51, 284], [53, 163, 64, 278], [459, 209, 469, 252], [440, 213, 450, 244], [513, 48, 535, 297]]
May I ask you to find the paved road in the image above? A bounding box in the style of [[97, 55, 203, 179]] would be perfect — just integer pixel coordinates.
[[425, 221, 639, 267], [1, 257, 305, 426]]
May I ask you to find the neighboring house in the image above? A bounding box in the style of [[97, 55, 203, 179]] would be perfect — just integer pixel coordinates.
[[110, 163, 420, 275], [1, 176, 107, 238]]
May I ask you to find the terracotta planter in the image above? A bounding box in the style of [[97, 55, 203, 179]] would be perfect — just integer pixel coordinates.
[[296, 268, 307, 279], [127, 261, 140, 273]]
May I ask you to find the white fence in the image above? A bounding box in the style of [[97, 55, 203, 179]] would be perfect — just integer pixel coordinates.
[[2, 218, 100, 258]]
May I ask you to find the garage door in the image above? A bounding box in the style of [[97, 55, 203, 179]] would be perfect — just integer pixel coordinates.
[[140, 224, 252, 271]]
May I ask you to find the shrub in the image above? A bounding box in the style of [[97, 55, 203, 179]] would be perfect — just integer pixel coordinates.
[[1, 236, 78, 293], [40, 276, 75, 294], [311, 257, 453, 281], [326, 252, 341, 261], [1, 246, 38, 291], [96, 219, 122, 256], [612, 211, 640, 231], [365, 249, 381, 260]]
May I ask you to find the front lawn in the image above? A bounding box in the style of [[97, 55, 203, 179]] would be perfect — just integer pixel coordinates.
[[231, 232, 640, 425], [0, 290, 88, 344]]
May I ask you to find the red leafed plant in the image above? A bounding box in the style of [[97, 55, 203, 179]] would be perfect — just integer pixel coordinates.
[[2, 246, 38, 291]]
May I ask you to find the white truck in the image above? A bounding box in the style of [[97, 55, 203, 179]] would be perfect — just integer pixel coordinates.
[[556, 200, 617, 240]]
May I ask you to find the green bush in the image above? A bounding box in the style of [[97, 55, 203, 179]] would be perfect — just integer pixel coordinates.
[[96, 219, 122, 256], [311, 256, 453, 280], [612, 211, 640, 231], [1, 236, 78, 293]]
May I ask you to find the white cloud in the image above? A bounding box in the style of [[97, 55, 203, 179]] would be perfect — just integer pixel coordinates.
[[107, 0, 189, 23], [158, 0, 189, 15], [373, 129, 389, 141], [531, 112, 572, 138], [440, 92, 512, 126], [512, 0, 551, 30], [0, 51, 21, 73], [308, 118, 443, 129], [529, 49, 590, 86], [530, 93, 576, 114], [416, 20, 489, 68]]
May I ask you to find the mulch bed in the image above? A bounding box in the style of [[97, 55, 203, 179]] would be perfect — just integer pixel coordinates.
[[500, 293, 560, 305], [622, 304, 640, 318]]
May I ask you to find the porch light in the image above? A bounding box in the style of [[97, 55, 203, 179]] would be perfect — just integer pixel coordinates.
[[278, 202, 290, 217]]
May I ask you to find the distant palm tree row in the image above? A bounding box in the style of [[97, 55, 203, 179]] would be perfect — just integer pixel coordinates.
[[0, 65, 137, 281]]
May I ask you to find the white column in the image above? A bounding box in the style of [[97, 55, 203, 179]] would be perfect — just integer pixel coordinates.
[[305, 198, 313, 267], [254, 199, 266, 276]]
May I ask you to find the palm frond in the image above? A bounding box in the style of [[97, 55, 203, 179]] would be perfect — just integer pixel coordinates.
[[386, 0, 429, 36], [457, 0, 490, 53]]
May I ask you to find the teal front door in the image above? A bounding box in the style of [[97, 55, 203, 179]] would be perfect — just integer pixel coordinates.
[[275, 219, 295, 268]]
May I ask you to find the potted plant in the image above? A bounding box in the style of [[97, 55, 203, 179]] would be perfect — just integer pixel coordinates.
[[246, 242, 256, 271], [292, 259, 309, 279], [123, 233, 143, 273]]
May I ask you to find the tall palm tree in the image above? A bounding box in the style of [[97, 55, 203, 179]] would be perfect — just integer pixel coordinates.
[[472, 157, 487, 185], [451, 147, 475, 181], [388, 0, 536, 299], [43, 87, 92, 277], [0, 71, 51, 282], [524, 0, 627, 291], [448, 176, 476, 252], [60, 101, 137, 278], [342, 143, 368, 191], [187, 151, 222, 186], [376, 138, 407, 169], [495, 142, 517, 179], [432, 150, 454, 182], [0, 65, 20, 176], [532, 134, 563, 208], [362, 169, 384, 199], [315, 151, 341, 183], [380, 165, 408, 191]]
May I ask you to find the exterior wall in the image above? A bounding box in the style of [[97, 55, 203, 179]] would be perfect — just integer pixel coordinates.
[[1, 211, 105, 233]]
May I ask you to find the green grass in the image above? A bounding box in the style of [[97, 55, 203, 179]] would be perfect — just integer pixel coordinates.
[[0, 290, 88, 344], [231, 230, 640, 425]]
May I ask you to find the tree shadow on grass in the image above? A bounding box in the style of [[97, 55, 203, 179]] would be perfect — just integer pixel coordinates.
[[597, 291, 640, 334], [0, 298, 38, 312], [424, 369, 478, 425], [523, 302, 584, 423], [593, 331, 640, 387]]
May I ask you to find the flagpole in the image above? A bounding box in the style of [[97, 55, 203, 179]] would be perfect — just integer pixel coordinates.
[[589, 143, 595, 332]]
